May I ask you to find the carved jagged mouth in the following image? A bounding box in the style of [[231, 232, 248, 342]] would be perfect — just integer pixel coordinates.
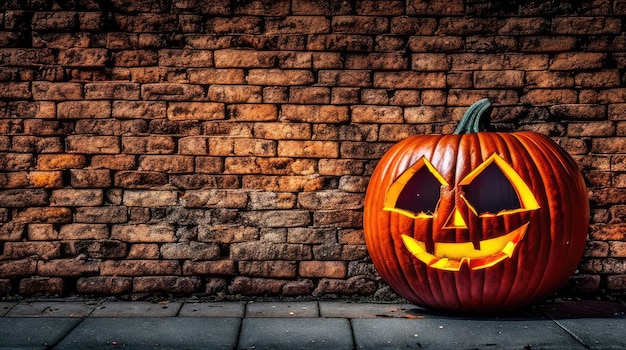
[[400, 222, 529, 271]]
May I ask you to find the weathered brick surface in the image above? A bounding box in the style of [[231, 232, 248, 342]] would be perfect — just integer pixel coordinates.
[[0, 0, 622, 299]]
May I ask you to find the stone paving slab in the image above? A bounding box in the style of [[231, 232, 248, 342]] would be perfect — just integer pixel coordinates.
[[90, 301, 182, 317], [0, 318, 80, 350], [554, 318, 626, 349], [6, 301, 95, 318], [178, 301, 245, 317], [54, 317, 241, 350], [239, 317, 353, 350], [319, 301, 415, 318], [539, 300, 626, 319], [245, 301, 319, 317], [351, 317, 586, 350], [0, 302, 17, 316]]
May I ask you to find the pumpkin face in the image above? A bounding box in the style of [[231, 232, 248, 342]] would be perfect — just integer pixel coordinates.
[[363, 99, 589, 313]]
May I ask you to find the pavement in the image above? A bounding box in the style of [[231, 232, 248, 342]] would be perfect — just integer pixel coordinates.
[[0, 297, 624, 349]]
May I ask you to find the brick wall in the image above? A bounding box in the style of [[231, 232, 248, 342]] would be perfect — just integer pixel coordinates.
[[0, 0, 625, 299]]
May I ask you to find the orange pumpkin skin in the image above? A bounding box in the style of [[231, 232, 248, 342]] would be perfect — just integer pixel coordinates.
[[363, 101, 589, 313]]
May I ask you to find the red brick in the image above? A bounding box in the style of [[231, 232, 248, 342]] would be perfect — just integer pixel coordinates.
[[226, 104, 278, 122], [498, 17, 550, 35], [292, 0, 351, 15], [111, 223, 177, 243], [576, 70, 621, 88], [58, 48, 108, 66], [438, 17, 500, 35], [188, 70, 245, 87], [552, 17, 621, 34], [288, 87, 330, 104], [77, 276, 132, 294], [407, 0, 463, 14], [281, 105, 349, 123], [121, 136, 175, 154], [122, 190, 178, 207], [183, 260, 236, 275], [229, 276, 284, 295], [0, 189, 48, 207], [3, 241, 60, 259], [254, 122, 310, 140], [32, 82, 82, 101], [208, 85, 262, 103], [6, 101, 56, 119], [239, 260, 296, 278], [50, 189, 103, 206], [408, 36, 464, 52], [233, 0, 290, 16], [230, 242, 312, 261], [313, 276, 376, 296], [160, 242, 220, 260], [159, 49, 213, 67], [113, 50, 158, 67], [70, 169, 111, 188], [112, 101, 166, 119], [19, 277, 64, 296], [0, 82, 31, 99], [141, 83, 204, 101], [526, 71, 575, 88], [65, 239, 127, 259], [278, 140, 338, 158], [313, 210, 363, 228], [138, 155, 194, 173], [299, 261, 347, 278], [0, 153, 33, 171], [318, 69, 371, 87], [214, 49, 275, 68], [521, 89, 578, 106], [374, 72, 446, 89], [167, 102, 225, 120], [90, 155, 136, 170], [38, 258, 100, 276], [520, 36, 578, 52], [133, 276, 201, 293], [13, 207, 72, 224], [550, 53, 606, 70], [247, 69, 314, 85], [85, 82, 141, 100], [115, 13, 178, 32], [181, 189, 248, 208], [266, 16, 329, 34], [28, 224, 58, 240], [126, 244, 159, 259], [332, 16, 388, 34], [308, 34, 373, 52], [66, 135, 119, 154], [102, 260, 180, 276], [198, 225, 258, 243], [11, 136, 62, 153], [282, 279, 314, 296], [59, 223, 108, 239]]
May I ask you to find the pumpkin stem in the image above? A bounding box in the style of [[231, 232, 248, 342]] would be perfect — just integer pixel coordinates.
[[453, 98, 493, 134]]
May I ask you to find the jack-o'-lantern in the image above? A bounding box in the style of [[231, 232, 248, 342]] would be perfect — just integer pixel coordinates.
[[363, 99, 589, 313]]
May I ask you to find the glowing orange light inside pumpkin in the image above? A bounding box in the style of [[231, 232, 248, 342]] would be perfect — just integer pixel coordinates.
[[384, 153, 540, 271]]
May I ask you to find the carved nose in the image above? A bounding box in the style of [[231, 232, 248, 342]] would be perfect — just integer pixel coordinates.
[[442, 207, 468, 229]]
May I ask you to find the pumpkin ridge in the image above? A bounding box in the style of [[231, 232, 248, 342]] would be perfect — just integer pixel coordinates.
[[513, 132, 588, 302], [495, 133, 547, 305]]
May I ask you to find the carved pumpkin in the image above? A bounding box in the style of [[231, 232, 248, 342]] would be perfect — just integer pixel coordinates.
[[363, 99, 589, 313]]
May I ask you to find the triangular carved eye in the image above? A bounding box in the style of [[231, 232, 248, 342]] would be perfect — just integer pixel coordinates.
[[384, 157, 449, 218], [463, 162, 520, 214], [459, 154, 540, 216]]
